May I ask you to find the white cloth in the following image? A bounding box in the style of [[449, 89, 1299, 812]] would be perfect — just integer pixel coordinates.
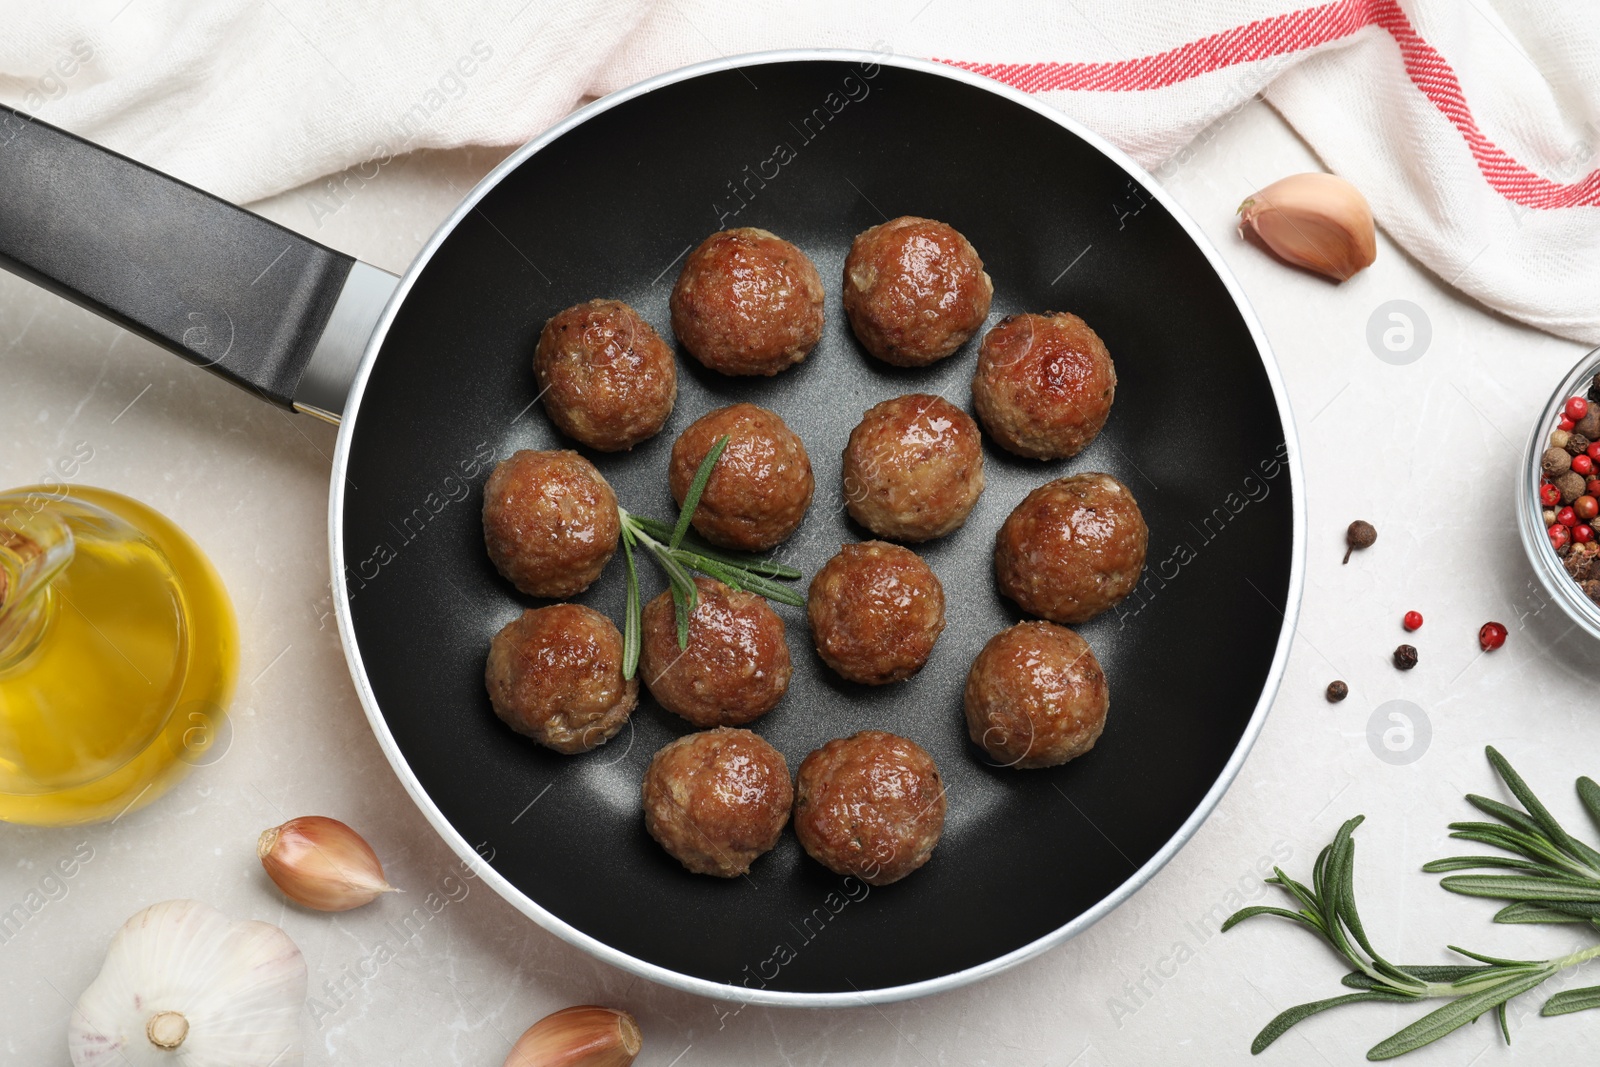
[[2, 0, 1597, 343]]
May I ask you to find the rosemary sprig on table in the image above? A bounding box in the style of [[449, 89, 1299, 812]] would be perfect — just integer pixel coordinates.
[[615, 433, 803, 680], [1224, 748, 1600, 1059]]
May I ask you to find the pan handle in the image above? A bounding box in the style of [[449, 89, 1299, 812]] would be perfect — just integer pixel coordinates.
[[0, 104, 396, 423]]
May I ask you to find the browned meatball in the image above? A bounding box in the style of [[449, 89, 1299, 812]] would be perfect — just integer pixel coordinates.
[[995, 473, 1147, 624], [808, 542, 945, 685], [641, 727, 793, 877], [668, 404, 813, 551], [482, 450, 620, 598], [842, 216, 992, 367], [534, 299, 677, 452], [841, 394, 984, 542], [964, 621, 1108, 769], [972, 312, 1117, 460], [485, 604, 638, 754], [639, 577, 793, 727], [793, 731, 946, 886], [670, 228, 825, 376]]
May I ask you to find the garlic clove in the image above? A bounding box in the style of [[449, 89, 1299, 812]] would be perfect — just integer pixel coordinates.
[[503, 1005, 642, 1067], [257, 815, 397, 912], [69, 899, 306, 1067], [1237, 172, 1376, 282]]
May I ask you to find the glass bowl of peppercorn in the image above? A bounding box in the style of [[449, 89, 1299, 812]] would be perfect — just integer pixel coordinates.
[[1522, 348, 1600, 640]]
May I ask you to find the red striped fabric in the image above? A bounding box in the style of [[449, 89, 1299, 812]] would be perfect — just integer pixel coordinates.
[[939, 0, 1600, 210]]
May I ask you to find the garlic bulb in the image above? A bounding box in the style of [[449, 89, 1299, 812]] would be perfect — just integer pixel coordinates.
[[258, 815, 397, 911], [504, 1005, 642, 1067], [68, 899, 306, 1066], [1237, 172, 1376, 282]]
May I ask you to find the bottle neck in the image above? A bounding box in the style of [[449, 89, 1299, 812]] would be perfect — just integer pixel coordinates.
[[0, 496, 74, 669]]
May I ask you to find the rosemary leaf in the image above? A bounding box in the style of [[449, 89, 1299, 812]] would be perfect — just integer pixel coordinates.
[[1219, 906, 1317, 933], [670, 433, 729, 551], [1421, 855, 1551, 874], [1366, 967, 1553, 1060], [1541, 984, 1600, 1016], [1494, 901, 1600, 924], [1578, 776, 1600, 833], [1445, 945, 1539, 968], [1465, 794, 1546, 838], [620, 532, 641, 681], [1487, 746, 1600, 874], [1342, 966, 1491, 990], [1439, 874, 1600, 903], [1250, 993, 1413, 1055], [670, 582, 690, 649]]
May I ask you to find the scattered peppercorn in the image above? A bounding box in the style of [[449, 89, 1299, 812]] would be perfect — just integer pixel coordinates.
[[1403, 610, 1423, 631], [1326, 680, 1348, 702], [1343, 520, 1377, 564], [1478, 621, 1507, 651], [1393, 644, 1418, 670]]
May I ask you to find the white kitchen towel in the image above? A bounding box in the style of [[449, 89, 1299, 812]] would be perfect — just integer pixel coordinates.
[[1, 0, 1596, 343]]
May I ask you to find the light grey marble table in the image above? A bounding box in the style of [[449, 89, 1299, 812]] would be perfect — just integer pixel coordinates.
[[3, 99, 1598, 1065]]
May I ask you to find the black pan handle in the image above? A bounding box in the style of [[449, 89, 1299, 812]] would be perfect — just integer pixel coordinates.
[[0, 104, 396, 420]]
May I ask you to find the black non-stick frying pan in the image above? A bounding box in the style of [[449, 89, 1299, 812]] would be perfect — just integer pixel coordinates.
[[0, 51, 1303, 1005]]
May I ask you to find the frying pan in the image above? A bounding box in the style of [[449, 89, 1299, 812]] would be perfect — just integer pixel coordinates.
[[0, 51, 1304, 1006]]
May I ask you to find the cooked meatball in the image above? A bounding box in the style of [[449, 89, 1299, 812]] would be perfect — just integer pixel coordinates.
[[668, 403, 813, 551], [995, 473, 1148, 624], [482, 450, 620, 598], [639, 576, 793, 727], [641, 727, 793, 877], [842, 216, 992, 367], [670, 227, 825, 376], [964, 621, 1108, 769], [808, 541, 945, 685], [485, 604, 638, 754], [793, 731, 946, 886], [841, 394, 984, 542], [972, 312, 1117, 460], [534, 299, 677, 452]]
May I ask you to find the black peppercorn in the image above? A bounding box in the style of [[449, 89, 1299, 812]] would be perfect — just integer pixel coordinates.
[[1568, 432, 1592, 456], [1393, 644, 1418, 670], [1326, 680, 1348, 702], [1588, 373, 1600, 405], [1343, 520, 1377, 564]]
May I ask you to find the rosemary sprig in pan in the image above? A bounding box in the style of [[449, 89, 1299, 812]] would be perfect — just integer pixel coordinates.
[[615, 433, 804, 680], [1223, 748, 1600, 1059]]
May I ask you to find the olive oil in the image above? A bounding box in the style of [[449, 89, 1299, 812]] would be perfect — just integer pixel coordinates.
[[0, 486, 237, 825]]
